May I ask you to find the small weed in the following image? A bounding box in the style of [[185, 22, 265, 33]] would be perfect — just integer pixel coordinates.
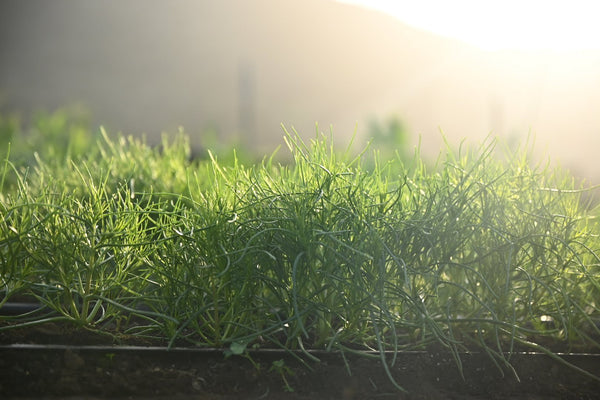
[[104, 352, 116, 366], [269, 359, 295, 392], [224, 341, 261, 371]]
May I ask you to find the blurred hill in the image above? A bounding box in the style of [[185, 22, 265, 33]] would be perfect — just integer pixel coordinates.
[[1, 0, 600, 183]]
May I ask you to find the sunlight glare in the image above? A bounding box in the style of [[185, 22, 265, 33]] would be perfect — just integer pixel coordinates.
[[336, 0, 600, 51]]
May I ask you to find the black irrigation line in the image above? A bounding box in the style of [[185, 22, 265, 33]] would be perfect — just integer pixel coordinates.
[[3, 301, 600, 372], [1, 343, 600, 360], [3, 303, 600, 387], [3, 300, 600, 356]]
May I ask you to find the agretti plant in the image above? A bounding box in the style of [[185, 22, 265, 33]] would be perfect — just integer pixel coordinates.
[[1, 121, 599, 388]]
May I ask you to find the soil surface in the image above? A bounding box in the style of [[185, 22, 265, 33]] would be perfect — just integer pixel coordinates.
[[2, 324, 600, 399]]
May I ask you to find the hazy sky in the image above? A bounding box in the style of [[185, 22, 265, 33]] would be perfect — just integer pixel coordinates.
[[2, 0, 600, 183], [337, 0, 600, 51]]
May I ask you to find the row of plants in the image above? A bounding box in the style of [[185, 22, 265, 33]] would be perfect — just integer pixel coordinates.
[[1, 118, 599, 389]]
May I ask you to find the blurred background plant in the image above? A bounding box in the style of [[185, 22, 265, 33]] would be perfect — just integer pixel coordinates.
[[0, 106, 97, 166], [0, 107, 264, 195], [0, 107, 101, 194], [368, 115, 408, 154], [363, 115, 413, 168]]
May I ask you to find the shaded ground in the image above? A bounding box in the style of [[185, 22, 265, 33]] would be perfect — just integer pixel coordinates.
[[1, 325, 600, 399]]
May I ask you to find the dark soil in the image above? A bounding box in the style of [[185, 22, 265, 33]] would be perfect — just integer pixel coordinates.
[[2, 324, 600, 399]]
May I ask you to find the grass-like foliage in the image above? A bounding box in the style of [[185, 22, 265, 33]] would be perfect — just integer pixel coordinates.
[[1, 125, 599, 387]]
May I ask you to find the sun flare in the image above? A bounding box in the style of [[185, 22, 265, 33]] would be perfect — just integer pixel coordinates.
[[337, 0, 600, 51]]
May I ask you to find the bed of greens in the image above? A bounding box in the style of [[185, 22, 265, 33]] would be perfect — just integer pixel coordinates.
[[1, 111, 599, 390]]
